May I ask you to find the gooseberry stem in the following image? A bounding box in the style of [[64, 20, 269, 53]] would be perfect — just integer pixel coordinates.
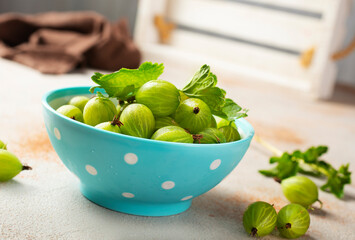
[[254, 135, 283, 156], [255, 136, 330, 178], [111, 115, 123, 127], [317, 199, 323, 209], [22, 165, 32, 171]]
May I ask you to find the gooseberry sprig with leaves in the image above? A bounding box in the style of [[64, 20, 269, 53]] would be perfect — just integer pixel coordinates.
[[255, 136, 352, 199], [89, 62, 248, 122]]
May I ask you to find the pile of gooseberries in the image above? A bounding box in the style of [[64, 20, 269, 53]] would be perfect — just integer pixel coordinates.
[[243, 175, 323, 238], [243, 201, 310, 239], [56, 79, 242, 144]]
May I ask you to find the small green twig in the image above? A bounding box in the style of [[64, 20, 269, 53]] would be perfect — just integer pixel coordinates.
[[254, 135, 283, 156]]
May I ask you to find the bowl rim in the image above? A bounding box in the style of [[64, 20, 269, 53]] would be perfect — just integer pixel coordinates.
[[42, 86, 255, 148]]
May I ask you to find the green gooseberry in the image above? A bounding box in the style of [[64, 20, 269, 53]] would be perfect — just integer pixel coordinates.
[[194, 128, 226, 144], [136, 80, 180, 117], [151, 126, 193, 143], [277, 203, 310, 239], [174, 98, 212, 134], [83, 97, 117, 126], [119, 103, 155, 138], [57, 105, 84, 122], [68, 96, 90, 112], [210, 116, 217, 128], [154, 116, 179, 131], [0, 140, 7, 150], [0, 149, 32, 182], [179, 91, 189, 102], [216, 116, 237, 129], [95, 116, 122, 133], [281, 176, 321, 208], [243, 201, 277, 237], [218, 125, 241, 142]]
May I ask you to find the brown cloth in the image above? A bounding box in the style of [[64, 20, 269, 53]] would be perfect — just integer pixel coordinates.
[[0, 11, 141, 74]]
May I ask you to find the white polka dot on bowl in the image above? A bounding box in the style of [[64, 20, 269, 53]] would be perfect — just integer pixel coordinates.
[[181, 195, 193, 201], [161, 181, 175, 190], [124, 153, 138, 165], [85, 165, 97, 175], [122, 192, 135, 198], [210, 159, 221, 170], [54, 128, 61, 140]]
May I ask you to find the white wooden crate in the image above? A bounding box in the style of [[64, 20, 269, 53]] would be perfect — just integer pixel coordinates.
[[134, 0, 352, 98]]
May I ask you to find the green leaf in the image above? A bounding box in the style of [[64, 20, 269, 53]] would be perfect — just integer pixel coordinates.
[[321, 164, 352, 198], [91, 62, 164, 100], [259, 153, 299, 180], [182, 65, 216, 94], [259, 143, 352, 199], [182, 65, 247, 121]]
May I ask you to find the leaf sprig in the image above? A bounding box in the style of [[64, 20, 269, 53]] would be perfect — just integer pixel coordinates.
[[90, 62, 164, 101], [90, 62, 248, 122], [182, 64, 248, 121], [256, 136, 352, 199]]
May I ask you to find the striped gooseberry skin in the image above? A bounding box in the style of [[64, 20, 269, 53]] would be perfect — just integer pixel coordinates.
[[281, 176, 319, 208], [243, 201, 277, 237], [154, 116, 179, 131], [83, 97, 117, 126], [277, 203, 310, 239], [136, 80, 180, 117], [57, 105, 84, 123], [151, 126, 193, 143], [194, 128, 226, 144], [119, 103, 155, 139], [68, 96, 90, 112], [95, 122, 121, 133], [218, 125, 241, 142], [174, 98, 212, 134]]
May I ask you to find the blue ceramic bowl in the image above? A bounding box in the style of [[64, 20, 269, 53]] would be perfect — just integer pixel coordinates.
[[42, 86, 254, 216]]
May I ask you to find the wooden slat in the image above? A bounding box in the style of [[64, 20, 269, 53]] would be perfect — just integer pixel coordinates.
[[141, 43, 311, 91], [245, 0, 334, 13], [167, 0, 324, 52], [170, 29, 308, 81]]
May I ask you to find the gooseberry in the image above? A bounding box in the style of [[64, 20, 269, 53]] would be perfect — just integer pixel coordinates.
[[210, 116, 217, 128], [57, 105, 84, 122], [136, 80, 180, 117], [68, 96, 90, 112], [154, 116, 179, 131], [194, 128, 226, 144], [0, 149, 31, 182], [83, 96, 117, 126], [174, 98, 212, 134], [0, 140, 7, 150], [277, 203, 310, 239], [119, 103, 155, 138], [218, 125, 241, 142], [243, 201, 277, 237], [216, 116, 237, 129], [95, 116, 122, 133], [151, 126, 193, 143], [281, 176, 321, 208]]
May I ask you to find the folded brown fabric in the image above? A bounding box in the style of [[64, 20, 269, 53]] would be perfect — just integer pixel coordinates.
[[0, 11, 141, 74]]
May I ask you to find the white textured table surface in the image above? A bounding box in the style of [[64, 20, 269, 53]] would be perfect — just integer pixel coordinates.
[[1, 59, 355, 240]]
